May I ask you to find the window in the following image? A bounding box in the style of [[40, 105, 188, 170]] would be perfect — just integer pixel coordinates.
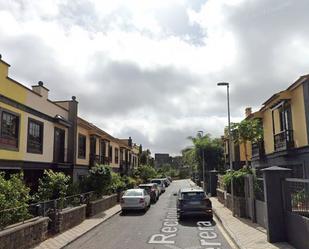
[[109, 145, 113, 162], [0, 110, 19, 149], [115, 148, 119, 164], [27, 118, 44, 154], [78, 134, 86, 159]]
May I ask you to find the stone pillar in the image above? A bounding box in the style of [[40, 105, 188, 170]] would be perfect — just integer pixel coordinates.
[[209, 170, 218, 196], [262, 166, 291, 243]]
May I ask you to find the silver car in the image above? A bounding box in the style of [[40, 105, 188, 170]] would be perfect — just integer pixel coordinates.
[[121, 189, 151, 212], [150, 179, 166, 194]]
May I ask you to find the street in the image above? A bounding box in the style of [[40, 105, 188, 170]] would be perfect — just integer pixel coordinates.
[[65, 179, 234, 249]]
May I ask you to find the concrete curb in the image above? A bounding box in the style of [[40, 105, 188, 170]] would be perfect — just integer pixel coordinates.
[[61, 207, 122, 248], [60, 207, 121, 249], [212, 208, 242, 249]]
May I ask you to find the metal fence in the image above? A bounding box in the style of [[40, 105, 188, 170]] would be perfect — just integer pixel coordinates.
[[285, 178, 309, 218], [254, 178, 265, 202], [0, 191, 95, 230]]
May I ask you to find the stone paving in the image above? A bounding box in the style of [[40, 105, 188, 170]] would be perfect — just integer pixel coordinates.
[[210, 197, 295, 249], [33, 204, 121, 249]]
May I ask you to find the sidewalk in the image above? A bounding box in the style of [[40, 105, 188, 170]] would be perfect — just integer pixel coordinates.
[[34, 204, 121, 249], [210, 197, 295, 249]]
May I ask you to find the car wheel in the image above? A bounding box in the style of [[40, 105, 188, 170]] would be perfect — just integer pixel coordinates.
[[121, 210, 126, 215]]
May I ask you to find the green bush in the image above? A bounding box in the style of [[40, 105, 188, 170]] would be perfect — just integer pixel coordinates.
[[88, 164, 112, 197], [109, 172, 126, 193], [222, 168, 252, 196], [0, 172, 31, 229], [35, 170, 71, 202], [122, 175, 137, 189], [136, 165, 157, 183]]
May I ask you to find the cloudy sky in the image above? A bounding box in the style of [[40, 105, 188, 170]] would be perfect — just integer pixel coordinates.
[[1, 0, 309, 155]]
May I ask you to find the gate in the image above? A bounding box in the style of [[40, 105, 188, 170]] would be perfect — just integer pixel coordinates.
[[283, 178, 309, 249]]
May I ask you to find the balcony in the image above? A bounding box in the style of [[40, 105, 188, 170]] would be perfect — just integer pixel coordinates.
[[274, 130, 294, 152], [251, 141, 265, 159], [89, 154, 109, 167]]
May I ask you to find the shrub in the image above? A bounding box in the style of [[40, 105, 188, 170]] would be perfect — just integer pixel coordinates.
[[122, 176, 137, 189], [109, 172, 126, 193], [0, 172, 31, 229], [222, 168, 252, 196], [35, 170, 71, 202], [88, 164, 112, 197], [137, 165, 157, 183]]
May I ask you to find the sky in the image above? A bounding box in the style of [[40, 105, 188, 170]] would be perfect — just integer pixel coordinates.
[[1, 0, 309, 156]]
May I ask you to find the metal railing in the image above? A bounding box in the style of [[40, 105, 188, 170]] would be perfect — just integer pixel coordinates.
[[274, 130, 294, 152], [254, 178, 265, 202], [0, 191, 95, 230], [285, 178, 309, 218], [251, 141, 265, 159]]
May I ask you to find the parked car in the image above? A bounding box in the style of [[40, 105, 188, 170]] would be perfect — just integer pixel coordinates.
[[121, 189, 151, 212], [162, 178, 170, 187], [138, 183, 159, 203], [176, 188, 212, 220], [167, 176, 172, 183], [150, 179, 166, 193]]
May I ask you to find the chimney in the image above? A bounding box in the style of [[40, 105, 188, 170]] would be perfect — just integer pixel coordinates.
[[128, 137, 132, 147], [245, 107, 252, 117], [32, 81, 49, 99]]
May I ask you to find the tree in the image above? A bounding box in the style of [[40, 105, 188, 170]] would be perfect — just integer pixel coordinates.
[[231, 119, 263, 167], [136, 165, 157, 182]]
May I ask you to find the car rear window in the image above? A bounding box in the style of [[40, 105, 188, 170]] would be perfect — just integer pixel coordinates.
[[151, 180, 161, 184], [182, 192, 205, 200], [124, 190, 143, 196], [139, 186, 151, 192]]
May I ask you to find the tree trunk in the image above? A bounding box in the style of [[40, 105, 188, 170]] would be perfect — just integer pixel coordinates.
[[244, 141, 248, 168]]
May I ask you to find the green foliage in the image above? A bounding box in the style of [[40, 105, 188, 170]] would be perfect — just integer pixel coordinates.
[[178, 168, 191, 179], [184, 133, 224, 180], [139, 165, 158, 182], [88, 165, 112, 197], [222, 168, 252, 196], [109, 172, 126, 193], [36, 170, 70, 201], [122, 175, 137, 189], [292, 189, 309, 207], [0, 172, 31, 229]]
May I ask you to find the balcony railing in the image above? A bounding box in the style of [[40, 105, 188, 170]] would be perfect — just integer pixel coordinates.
[[89, 154, 109, 167], [274, 130, 294, 152], [251, 140, 265, 159]]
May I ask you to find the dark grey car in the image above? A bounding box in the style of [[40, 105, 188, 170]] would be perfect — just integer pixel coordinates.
[[176, 188, 213, 220]]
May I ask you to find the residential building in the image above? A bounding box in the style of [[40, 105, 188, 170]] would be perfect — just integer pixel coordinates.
[[222, 108, 252, 170], [251, 75, 309, 178], [0, 55, 144, 188], [154, 153, 172, 168], [0, 55, 77, 188]]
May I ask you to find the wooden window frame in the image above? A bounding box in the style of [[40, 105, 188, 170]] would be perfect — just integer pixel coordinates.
[[27, 117, 44, 154], [0, 108, 20, 151], [78, 133, 87, 159]]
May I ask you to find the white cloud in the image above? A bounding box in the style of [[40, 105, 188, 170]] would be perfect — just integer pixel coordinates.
[[0, 0, 308, 155]]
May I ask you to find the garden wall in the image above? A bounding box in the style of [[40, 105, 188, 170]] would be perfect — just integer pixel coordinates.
[[0, 217, 49, 249], [87, 194, 118, 217], [50, 204, 86, 234]]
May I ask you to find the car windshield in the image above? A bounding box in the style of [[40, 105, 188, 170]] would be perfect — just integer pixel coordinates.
[[124, 190, 143, 197], [182, 192, 205, 201], [139, 186, 151, 192]]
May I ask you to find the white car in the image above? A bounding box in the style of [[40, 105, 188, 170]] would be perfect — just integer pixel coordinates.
[[150, 179, 166, 194], [121, 189, 151, 212]]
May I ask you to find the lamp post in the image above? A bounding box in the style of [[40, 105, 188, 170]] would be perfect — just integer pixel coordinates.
[[217, 82, 235, 216], [198, 130, 206, 193]]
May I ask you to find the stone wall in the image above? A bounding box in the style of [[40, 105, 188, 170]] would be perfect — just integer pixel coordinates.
[[216, 188, 225, 204], [0, 217, 49, 249], [50, 204, 86, 234], [87, 194, 118, 217]]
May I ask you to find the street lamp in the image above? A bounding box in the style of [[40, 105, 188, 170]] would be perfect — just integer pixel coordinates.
[[198, 130, 206, 193], [217, 82, 235, 216]]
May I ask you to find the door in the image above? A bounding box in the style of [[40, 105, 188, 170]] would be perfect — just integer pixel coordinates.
[[54, 127, 65, 163]]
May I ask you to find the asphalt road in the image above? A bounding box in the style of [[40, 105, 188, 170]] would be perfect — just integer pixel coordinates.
[[65, 179, 234, 249]]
